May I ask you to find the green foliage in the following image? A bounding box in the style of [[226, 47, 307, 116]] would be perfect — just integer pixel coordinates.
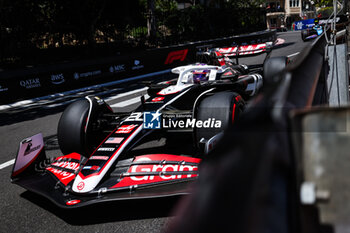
[[317, 6, 334, 17], [315, 0, 333, 7], [0, 0, 267, 66], [155, 0, 178, 12], [160, 4, 265, 42]]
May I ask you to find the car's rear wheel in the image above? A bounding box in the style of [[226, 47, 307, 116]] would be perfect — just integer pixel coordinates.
[[194, 91, 245, 150], [301, 30, 308, 41]]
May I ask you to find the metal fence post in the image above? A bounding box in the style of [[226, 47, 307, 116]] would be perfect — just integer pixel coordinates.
[[326, 44, 350, 106]]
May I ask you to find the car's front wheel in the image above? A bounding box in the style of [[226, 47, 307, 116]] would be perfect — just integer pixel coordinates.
[[301, 30, 308, 41], [57, 96, 113, 157]]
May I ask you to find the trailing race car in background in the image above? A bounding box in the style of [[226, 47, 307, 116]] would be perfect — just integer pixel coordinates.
[[196, 41, 274, 66], [300, 15, 348, 42], [11, 54, 287, 208], [301, 19, 323, 41]]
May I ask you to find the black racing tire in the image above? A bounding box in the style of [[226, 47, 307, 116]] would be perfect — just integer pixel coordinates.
[[58, 96, 114, 157], [57, 99, 90, 156], [194, 91, 245, 148], [301, 30, 308, 42]]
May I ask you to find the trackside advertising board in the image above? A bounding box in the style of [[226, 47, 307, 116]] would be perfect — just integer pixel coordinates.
[[293, 19, 315, 30], [0, 30, 277, 104], [293, 15, 348, 31]]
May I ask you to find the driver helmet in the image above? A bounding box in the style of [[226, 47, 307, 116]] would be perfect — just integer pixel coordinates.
[[192, 70, 209, 83]]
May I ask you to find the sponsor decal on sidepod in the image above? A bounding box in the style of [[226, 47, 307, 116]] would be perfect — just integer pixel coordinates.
[[111, 155, 200, 188]]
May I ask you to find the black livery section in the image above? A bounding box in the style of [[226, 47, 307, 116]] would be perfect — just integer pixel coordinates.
[[10, 48, 287, 208]]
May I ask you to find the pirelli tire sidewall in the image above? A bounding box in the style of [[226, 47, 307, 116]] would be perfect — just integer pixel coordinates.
[[301, 30, 308, 41], [57, 99, 90, 156]]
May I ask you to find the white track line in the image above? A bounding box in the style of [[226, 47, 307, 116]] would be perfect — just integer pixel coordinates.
[[0, 69, 170, 111], [0, 159, 15, 170], [0, 92, 150, 170], [0, 89, 150, 170], [0, 71, 169, 171], [105, 87, 148, 102], [0, 90, 150, 170], [287, 52, 300, 58]]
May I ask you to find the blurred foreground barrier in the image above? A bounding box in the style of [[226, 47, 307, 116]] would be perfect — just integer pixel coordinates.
[[0, 30, 276, 105], [166, 23, 350, 233]]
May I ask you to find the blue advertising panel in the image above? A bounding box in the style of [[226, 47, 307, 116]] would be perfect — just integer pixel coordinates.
[[294, 19, 315, 30]]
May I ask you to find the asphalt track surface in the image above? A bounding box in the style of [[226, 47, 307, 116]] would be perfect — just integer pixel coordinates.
[[0, 31, 311, 233]]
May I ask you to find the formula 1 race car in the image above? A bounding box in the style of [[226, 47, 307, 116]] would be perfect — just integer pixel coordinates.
[[11, 56, 286, 208], [301, 19, 323, 41]]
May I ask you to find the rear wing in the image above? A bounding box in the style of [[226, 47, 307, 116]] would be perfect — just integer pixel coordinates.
[[196, 41, 274, 66], [215, 42, 273, 56]]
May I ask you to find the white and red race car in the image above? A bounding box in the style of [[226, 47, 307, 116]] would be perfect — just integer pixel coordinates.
[[11, 55, 286, 208]]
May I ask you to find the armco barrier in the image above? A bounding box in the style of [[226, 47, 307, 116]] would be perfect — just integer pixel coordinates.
[[0, 30, 276, 105]]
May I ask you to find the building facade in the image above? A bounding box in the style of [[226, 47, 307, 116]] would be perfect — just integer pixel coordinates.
[[266, 0, 316, 30]]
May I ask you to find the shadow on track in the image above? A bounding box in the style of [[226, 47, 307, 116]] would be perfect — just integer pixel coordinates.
[[20, 191, 179, 225], [0, 74, 176, 127], [0, 105, 66, 127], [0, 82, 136, 127]]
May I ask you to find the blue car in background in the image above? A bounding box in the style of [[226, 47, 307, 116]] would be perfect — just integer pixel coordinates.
[[301, 19, 323, 41], [293, 18, 324, 41]]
